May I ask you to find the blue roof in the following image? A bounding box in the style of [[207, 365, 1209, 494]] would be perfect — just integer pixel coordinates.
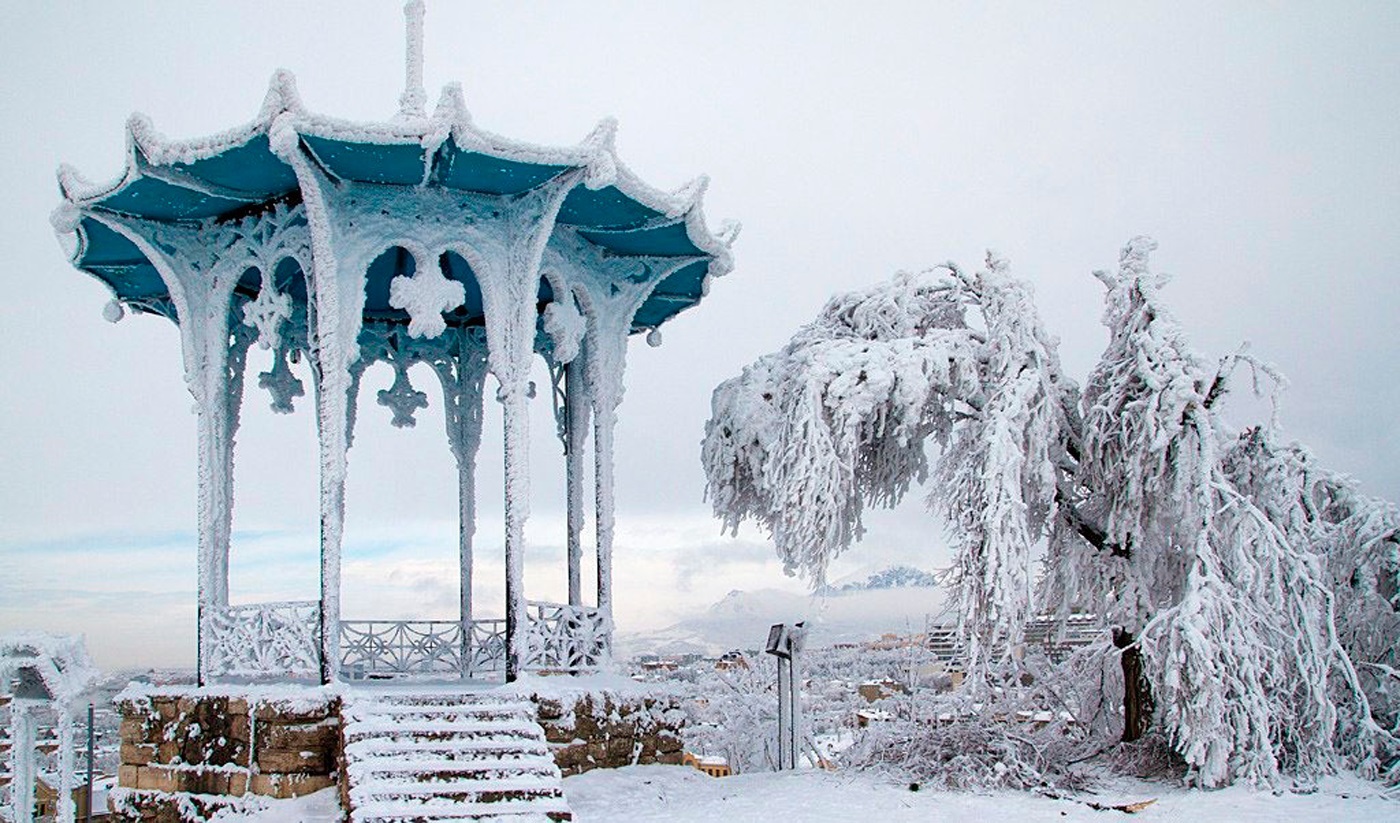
[[61, 85, 733, 332]]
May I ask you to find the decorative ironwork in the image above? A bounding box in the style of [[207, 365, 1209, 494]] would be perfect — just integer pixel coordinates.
[[525, 601, 608, 672], [377, 362, 429, 428], [340, 620, 465, 678], [206, 600, 321, 679], [467, 618, 506, 675], [548, 358, 569, 451], [333, 604, 603, 679], [258, 344, 306, 414]]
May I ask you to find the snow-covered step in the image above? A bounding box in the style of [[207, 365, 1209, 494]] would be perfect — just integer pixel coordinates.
[[341, 692, 571, 822], [345, 738, 551, 759], [344, 718, 544, 740], [352, 757, 557, 775], [350, 796, 570, 821]]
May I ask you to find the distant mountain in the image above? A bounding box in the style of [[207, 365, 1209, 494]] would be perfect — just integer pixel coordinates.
[[816, 565, 939, 594], [616, 567, 946, 659]]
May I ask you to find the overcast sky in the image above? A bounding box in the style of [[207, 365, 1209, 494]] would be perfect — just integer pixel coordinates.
[[1, 2, 1396, 669]]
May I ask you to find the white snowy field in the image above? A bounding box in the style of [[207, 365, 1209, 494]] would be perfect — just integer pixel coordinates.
[[563, 766, 1396, 823], [219, 766, 1396, 822]]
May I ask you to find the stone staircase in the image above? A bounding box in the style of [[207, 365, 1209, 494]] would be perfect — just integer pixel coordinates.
[[341, 692, 571, 823]]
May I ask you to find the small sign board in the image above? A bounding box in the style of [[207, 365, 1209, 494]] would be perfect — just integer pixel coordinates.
[[765, 624, 791, 659]]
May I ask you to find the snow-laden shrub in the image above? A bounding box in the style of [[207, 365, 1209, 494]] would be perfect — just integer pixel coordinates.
[[679, 654, 780, 774], [840, 651, 1103, 791], [703, 238, 1400, 788]]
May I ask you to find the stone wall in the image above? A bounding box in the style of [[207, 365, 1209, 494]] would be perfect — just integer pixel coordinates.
[[109, 684, 685, 820], [532, 692, 685, 776], [113, 689, 339, 822]]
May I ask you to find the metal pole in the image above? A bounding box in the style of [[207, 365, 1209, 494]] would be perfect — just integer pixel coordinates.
[[85, 703, 94, 823], [789, 649, 800, 769], [777, 658, 791, 770]]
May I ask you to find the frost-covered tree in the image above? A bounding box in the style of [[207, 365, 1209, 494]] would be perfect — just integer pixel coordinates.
[[702, 237, 1396, 786]]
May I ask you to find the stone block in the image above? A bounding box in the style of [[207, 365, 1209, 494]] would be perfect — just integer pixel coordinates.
[[121, 741, 158, 766], [135, 766, 182, 794], [153, 698, 178, 722], [229, 771, 249, 796], [535, 697, 565, 721], [586, 741, 607, 765], [156, 740, 181, 764], [227, 697, 249, 716], [118, 764, 139, 788], [257, 720, 338, 752], [119, 717, 149, 744], [254, 699, 335, 724], [656, 750, 683, 766], [250, 772, 335, 799], [605, 736, 634, 764], [257, 745, 335, 774], [229, 713, 250, 743]]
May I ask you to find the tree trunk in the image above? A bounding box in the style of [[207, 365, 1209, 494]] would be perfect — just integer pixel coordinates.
[[1114, 628, 1153, 742]]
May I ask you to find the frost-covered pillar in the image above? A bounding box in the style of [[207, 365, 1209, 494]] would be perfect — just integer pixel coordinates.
[[75, 214, 245, 685], [433, 329, 488, 675], [273, 119, 373, 684], [565, 253, 695, 647], [54, 708, 75, 823], [565, 359, 591, 607], [478, 172, 582, 681], [9, 700, 36, 823]]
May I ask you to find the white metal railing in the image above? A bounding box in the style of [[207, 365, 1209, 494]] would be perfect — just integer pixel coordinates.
[[466, 618, 506, 675], [206, 600, 321, 679], [339, 620, 465, 678], [336, 603, 606, 679], [525, 601, 609, 672]]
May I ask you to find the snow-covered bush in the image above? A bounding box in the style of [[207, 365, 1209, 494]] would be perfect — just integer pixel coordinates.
[[680, 654, 780, 774], [703, 238, 1399, 788]]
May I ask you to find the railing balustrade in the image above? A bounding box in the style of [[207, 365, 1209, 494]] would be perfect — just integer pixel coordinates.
[[206, 600, 321, 679], [525, 601, 609, 672], [207, 600, 606, 680], [337, 602, 606, 679], [339, 620, 466, 678]]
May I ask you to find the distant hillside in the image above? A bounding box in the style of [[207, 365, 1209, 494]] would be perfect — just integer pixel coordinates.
[[816, 565, 939, 594], [616, 567, 946, 659]]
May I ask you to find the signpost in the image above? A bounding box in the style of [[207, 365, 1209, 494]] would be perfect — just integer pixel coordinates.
[[765, 622, 807, 770]]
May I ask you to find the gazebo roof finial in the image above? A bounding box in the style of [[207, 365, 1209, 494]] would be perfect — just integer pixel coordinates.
[[398, 0, 428, 119]]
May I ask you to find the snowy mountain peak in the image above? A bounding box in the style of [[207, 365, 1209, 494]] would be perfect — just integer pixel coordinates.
[[819, 565, 939, 594]]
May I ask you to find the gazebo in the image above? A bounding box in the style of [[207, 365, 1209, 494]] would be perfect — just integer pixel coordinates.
[[51, 3, 735, 686]]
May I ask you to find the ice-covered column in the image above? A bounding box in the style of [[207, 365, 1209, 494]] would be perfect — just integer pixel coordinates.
[[477, 173, 581, 681], [565, 359, 591, 607], [9, 701, 36, 823], [76, 215, 245, 685], [55, 708, 75, 823], [570, 256, 694, 646], [433, 329, 489, 675], [273, 121, 371, 684]]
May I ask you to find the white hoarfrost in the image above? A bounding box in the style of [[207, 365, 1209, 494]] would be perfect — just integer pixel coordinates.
[[703, 237, 1399, 788]]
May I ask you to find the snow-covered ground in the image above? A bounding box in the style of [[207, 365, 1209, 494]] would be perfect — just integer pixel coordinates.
[[563, 765, 1396, 823], [201, 764, 1395, 821]]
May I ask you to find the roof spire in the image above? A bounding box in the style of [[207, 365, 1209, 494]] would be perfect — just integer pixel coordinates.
[[398, 0, 427, 118]]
